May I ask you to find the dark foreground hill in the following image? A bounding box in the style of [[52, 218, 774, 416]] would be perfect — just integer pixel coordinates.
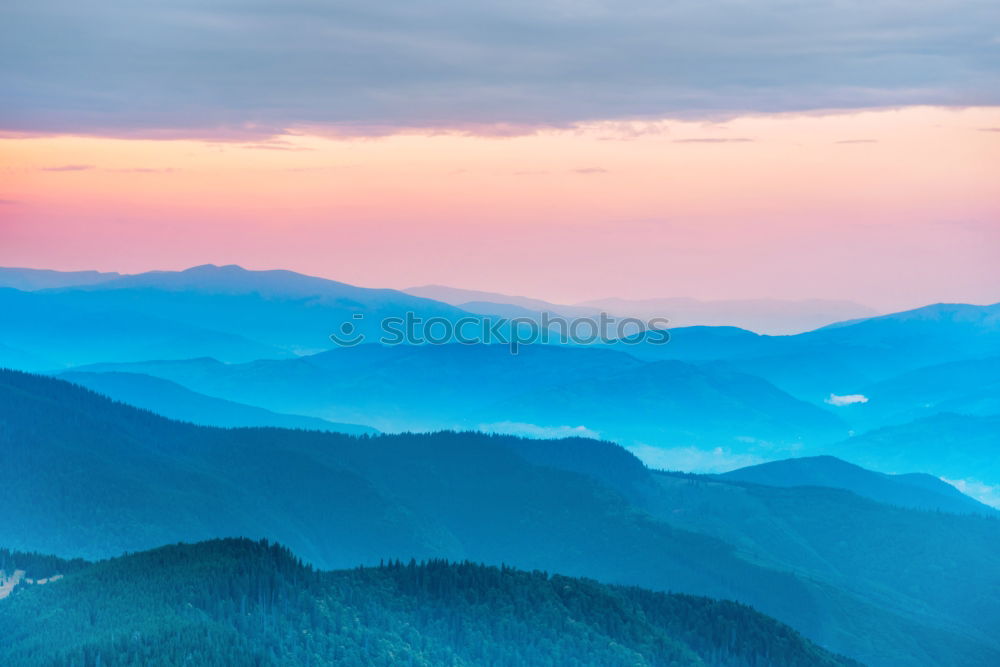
[[2, 370, 999, 666], [0, 539, 858, 667]]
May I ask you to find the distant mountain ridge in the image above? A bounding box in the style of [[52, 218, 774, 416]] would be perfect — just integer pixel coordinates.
[[404, 284, 881, 334], [71, 342, 848, 447], [0, 265, 481, 365], [580, 296, 880, 335], [0, 267, 121, 290], [719, 455, 998, 516], [57, 370, 378, 435], [2, 264, 998, 472], [838, 356, 1000, 430], [46, 264, 479, 352], [70, 263, 394, 299], [630, 301, 1000, 406], [0, 286, 291, 368], [403, 284, 600, 318], [820, 413, 1000, 506], [2, 264, 993, 388]]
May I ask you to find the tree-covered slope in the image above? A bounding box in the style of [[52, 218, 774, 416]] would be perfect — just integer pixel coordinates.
[[2, 370, 999, 665], [0, 368, 814, 610], [0, 538, 858, 667], [644, 471, 1000, 666]]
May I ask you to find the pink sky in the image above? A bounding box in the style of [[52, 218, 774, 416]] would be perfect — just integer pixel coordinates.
[[1, 106, 998, 310]]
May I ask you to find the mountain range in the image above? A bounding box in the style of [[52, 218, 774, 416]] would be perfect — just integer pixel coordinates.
[[628, 302, 1000, 406], [68, 342, 848, 448], [580, 296, 879, 335], [0, 285, 289, 368], [403, 284, 879, 334], [0, 267, 121, 290], [2, 263, 997, 488], [403, 284, 602, 319], [0, 265, 476, 365], [2, 369, 998, 666]]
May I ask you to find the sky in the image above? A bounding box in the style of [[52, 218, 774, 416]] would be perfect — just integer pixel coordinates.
[[1, 0, 998, 310]]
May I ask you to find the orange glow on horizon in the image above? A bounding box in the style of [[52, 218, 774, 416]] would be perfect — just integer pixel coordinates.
[[1, 106, 998, 310]]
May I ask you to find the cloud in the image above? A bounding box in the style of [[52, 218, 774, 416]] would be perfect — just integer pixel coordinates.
[[591, 120, 672, 140], [0, 198, 19, 205], [40, 164, 94, 172], [979, 128, 1000, 132], [2, 0, 998, 138], [673, 138, 754, 143], [825, 393, 869, 406], [941, 478, 1000, 508], [627, 444, 764, 473], [571, 167, 608, 174], [42, 164, 176, 173], [479, 421, 600, 440], [240, 143, 315, 152], [108, 167, 176, 173], [836, 139, 878, 144]]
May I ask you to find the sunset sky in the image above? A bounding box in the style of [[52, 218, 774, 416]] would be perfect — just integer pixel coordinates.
[[1, 0, 998, 310]]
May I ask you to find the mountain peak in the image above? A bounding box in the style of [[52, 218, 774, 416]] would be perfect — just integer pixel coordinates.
[[183, 263, 248, 273], [76, 264, 368, 298]]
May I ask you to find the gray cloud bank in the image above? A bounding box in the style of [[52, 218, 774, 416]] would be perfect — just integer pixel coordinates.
[[2, 0, 998, 138]]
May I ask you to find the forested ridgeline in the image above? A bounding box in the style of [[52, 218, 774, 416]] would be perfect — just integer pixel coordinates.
[[3, 368, 999, 666], [0, 538, 859, 667], [0, 548, 88, 581]]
